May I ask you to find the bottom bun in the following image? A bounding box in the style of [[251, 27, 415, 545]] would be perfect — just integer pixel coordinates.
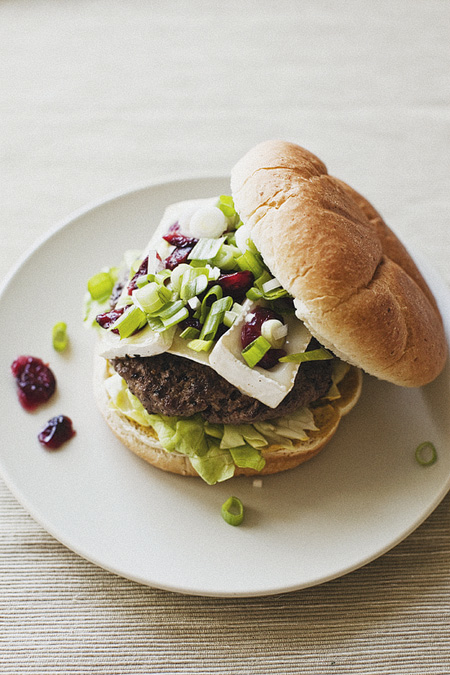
[[93, 352, 363, 479]]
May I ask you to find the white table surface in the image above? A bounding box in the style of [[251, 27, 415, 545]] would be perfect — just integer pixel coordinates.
[[1, 1, 449, 672]]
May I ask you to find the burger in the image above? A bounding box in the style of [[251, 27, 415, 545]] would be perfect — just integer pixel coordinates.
[[85, 140, 447, 484]]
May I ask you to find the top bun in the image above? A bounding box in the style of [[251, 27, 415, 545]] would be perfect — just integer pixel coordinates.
[[231, 140, 447, 387]]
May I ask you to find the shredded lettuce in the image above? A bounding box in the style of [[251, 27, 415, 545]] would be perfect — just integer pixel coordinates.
[[104, 372, 329, 484]]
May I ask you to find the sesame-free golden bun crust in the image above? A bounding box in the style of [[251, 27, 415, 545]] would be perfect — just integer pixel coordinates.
[[93, 352, 362, 479], [231, 140, 447, 387]]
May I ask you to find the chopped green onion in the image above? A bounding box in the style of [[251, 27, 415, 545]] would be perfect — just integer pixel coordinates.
[[223, 310, 238, 328], [136, 274, 154, 288], [170, 263, 191, 293], [198, 284, 223, 322], [200, 296, 233, 341], [146, 315, 166, 332], [179, 326, 200, 340], [187, 338, 214, 353], [415, 442, 437, 466], [159, 300, 189, 328], [180, 272, 208, 302], [188, 296, 201, 311], [52, 322, 68, 352], [87, 271, 115, 301], [246, 287, 263, 301], [217, 195, 236, 218], [111, 306, 147, 338], [188, 237, 226, 261], [236, 249, 265, 278], [211, 244, 240, 271], [262, 277, 282, 293], [221, 496, 244, 526], [279, 348, 333, 363], [162, 306, 189, 328], [251, 271, 290, 301], [132, 282, 172, 314], [241, 335, 272, 368], [261, 319, 287, 348], [156, 269, 172, 283]]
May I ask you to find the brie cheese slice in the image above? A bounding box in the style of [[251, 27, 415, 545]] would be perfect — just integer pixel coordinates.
[[97, 325, 175, 359], [209, 300, 312, 408]]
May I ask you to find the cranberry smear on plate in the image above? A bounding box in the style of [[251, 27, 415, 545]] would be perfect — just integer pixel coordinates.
[[11, 356, 56, 411], [38, 415, 76, 450]]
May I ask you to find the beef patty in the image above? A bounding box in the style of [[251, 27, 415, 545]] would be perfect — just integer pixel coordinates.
[[111, 350, 332, 425]]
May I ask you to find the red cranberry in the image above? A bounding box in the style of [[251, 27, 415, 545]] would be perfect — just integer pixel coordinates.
[[164, 245, 196, 270], [96, 307, 125, 333], [218, 271, 254, 300], [11, 356, 56, 411], [163, 232, 198, 247], [38, 415, 76, 450], [241, 307, 286, 370], [127, 256, 149, 295]]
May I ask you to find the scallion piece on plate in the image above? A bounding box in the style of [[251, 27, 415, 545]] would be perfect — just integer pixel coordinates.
[[221, 496, 244, 526], [241, 335, 272, 368], [52, 322, 68, 352], [415, 441, 437, 466], [279, 348, 333, 363]]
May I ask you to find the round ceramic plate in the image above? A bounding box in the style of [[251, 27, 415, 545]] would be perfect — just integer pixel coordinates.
[[1, 176, 449, 597]]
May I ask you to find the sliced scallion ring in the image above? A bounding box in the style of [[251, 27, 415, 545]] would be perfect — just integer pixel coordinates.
[[52, 322, 68, 352], [279, 348, 333, 363], [221, 496, 244, 526], [87, 271, 115, 301], [188, 237, 226, 261], [187, 338, 214, 353], [111, 306, 147, 338], [241, 335, 272, 368], [179, 326, 200, 340], [415, 442, 437, 466], [236, 249, 265, 278], [199, 295, 233, 341]]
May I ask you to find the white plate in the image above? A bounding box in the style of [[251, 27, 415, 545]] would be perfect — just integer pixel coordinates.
[[1, 176, 449, 597]]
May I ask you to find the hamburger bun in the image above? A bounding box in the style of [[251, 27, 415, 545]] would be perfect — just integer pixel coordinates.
[[93, 351, 363, 477], [231, 140, 447, 387]]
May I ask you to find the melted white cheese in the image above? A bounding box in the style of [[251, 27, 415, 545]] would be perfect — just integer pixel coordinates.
[[98, 325, 175, 359], [208, 300, 312, 408]]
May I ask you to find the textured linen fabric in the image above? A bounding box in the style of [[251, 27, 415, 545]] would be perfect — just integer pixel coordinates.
[[1, 1, 450, 673]]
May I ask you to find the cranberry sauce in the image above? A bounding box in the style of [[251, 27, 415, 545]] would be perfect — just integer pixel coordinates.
[[163, 231, 198, 248], [164, 245, 196, 270], [218, 270, 254, 300], [241, 307, 286, 369], [11, 356, 56, 411], [127, 256, 149, 295], [95, 307, 125, 333], [161, 223, 198, 271], [38, 415, 76, 450]]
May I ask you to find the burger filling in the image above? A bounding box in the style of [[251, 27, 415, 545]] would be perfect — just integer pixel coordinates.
[[84, 195, 349, 483]]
